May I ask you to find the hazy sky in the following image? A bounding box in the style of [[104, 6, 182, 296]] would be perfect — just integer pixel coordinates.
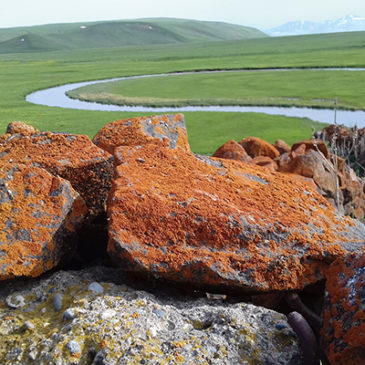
[[2, 0, 365, 30]]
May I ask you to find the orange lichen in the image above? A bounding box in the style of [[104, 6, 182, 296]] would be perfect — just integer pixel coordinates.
[[239, 136, 280, 159], [213, 140, 252, 162], [0, 132, 113, 216], [92, 114, 190, 154], [0, 162, 86, 280], [322, 251, 365, 365], [107, 144, 362, 292]]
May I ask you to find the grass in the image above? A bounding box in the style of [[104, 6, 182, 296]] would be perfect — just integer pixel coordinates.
[[1, 28, 365, 154], [0, 18, 266, 53], [68, 69, 365, 110]]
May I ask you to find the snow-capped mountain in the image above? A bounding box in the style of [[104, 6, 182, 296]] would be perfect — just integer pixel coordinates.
[[266, 15, 365, 36]]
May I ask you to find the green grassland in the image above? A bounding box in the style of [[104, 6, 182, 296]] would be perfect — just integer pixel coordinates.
[[1, 21, 365, 154], [68, 69, 365, 110], [0, 18, 267, 53]]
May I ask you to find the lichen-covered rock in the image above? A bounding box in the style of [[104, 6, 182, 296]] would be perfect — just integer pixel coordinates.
[[250, 156, 278, 172], [291, 139, 329, 159], [0, 132, 113, 217], [108, 144, 365, 292], [321, 250, 365, 365], [212, 140, 252, 162], [0, 162, 87, 280], [239, 136, 280, 159], [279, 149, 341, 204], [273, 139, 291, 155], [0, 266, 304, 364], [6, 121, 39, 136], [92, 114, 190, 154]]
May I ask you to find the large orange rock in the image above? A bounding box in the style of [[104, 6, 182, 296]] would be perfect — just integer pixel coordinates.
[[93, 114, 190, 154], [0, 132, 113, 218], [291, 139, 329, 158], [107, 144, 365, 292], [239, 137, 280, 159], [212, 140, 252, 162], [0, 162, 87, 280], [321, 251, 365, 365]]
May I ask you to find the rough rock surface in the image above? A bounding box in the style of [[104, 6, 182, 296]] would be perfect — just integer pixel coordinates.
[[321, 250, 365, 365], [212, 140, 252, 162], [250, 156, 278, 172], [0, 132, 113, 217], [108, 144, 365, 292], [291, 139, 329, 159], [279, 150, 340, 202], [6, 121, 39, 136], [92, 114, 190, 154], [273, 139, 291, 155], [0, 266, 304, 365], [0, 162, 86, 280], [239, 136, 280, 159]]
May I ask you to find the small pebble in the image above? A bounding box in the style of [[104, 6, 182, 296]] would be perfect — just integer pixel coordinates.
[[152, 308, 165, 318], [101, 309, 116, 319], [53, 293, 63, 311], [6, 294, 25, 308], [149, 327, 157, 337], [24, 321, 35, 330], [66, 340, 81, 355], [63, 308, 76, 321], [88, 282, 104, 294]]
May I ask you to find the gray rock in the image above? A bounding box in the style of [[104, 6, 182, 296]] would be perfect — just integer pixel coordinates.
[[66, 340, 81, 355], [88, 281, 104, 294], [53, 293, 63, 311], [0, 266, 304, 364]]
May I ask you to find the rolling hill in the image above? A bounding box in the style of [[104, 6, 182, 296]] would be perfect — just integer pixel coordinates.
[[0, 18, 267, 53]]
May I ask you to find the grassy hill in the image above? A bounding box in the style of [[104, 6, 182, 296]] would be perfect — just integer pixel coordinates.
[[0, 18, 267, 53]]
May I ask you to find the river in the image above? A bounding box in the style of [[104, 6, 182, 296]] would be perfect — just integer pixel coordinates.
[[26, 69, 365, 128]]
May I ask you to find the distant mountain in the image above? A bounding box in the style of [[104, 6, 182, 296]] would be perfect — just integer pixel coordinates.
[[266, 15, 365, 36], [0, 18, 267, 54]]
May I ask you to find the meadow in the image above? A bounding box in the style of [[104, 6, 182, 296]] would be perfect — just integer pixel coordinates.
[[1, 21, 365, 155]]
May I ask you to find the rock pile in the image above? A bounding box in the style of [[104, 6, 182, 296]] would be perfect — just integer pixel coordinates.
[[0, 115, 364, 364], [213, 135, 365, 221]]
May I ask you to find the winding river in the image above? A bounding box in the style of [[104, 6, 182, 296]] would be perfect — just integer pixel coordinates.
[[26, 69, 365, 128]]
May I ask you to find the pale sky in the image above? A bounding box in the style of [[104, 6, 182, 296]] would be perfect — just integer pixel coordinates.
[[1, 0, 365, 30]]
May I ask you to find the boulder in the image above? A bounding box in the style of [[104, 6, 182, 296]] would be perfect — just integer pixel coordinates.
[[279, 149, 341, 204], [0, 162, 87, 280], [291, 139, 329, 159], [250, 156, 278, 172], [321, 251, 365, 365], [239, 136, 280, 159], [273, 139, 291, 155], [6, 121, 39, 136], [0, 266, 304, 364], [212, 140, 252, 162], [92, 113, 190, 154], [107, 144, 365, 292], [0, 132, 113, 218]]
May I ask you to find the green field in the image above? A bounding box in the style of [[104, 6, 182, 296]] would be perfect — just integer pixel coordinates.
[[1, 21, 365, 154], [68, 69, 365, 110]]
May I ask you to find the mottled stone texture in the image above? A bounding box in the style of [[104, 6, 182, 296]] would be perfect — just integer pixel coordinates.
[[0, 267, 304, 365], [291, 139, 329, 158], [6, 121, 39, 136], [0, 132, 113, 217], [239, 136, 280, 159], [212, 140, 252, 162], [0, 162, 87, 280], [107, 144, 365, 292], [92, 113, 190, 154], [321, 251, 365, 365]]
